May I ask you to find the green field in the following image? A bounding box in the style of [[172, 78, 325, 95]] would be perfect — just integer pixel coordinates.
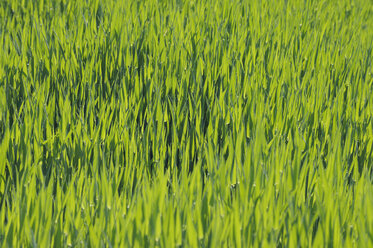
[[1, 0, 373, 247]]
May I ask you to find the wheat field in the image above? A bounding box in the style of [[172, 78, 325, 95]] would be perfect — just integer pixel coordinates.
[[0, 0, 372, 247]]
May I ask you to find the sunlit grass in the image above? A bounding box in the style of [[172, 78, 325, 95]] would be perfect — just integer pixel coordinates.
[[0, 0, 372, 246]]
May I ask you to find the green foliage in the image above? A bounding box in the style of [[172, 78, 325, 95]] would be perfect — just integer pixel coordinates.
[[0, 0, 372, 246]]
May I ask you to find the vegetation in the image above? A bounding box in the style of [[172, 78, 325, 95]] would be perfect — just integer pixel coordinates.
[[0, 0, 372, 246]]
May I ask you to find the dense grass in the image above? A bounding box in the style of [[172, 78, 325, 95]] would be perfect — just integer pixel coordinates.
[[0, 0, 372, 246]]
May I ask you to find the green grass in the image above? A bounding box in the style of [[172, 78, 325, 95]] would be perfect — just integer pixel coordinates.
[[0, 0, 372, 246]]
